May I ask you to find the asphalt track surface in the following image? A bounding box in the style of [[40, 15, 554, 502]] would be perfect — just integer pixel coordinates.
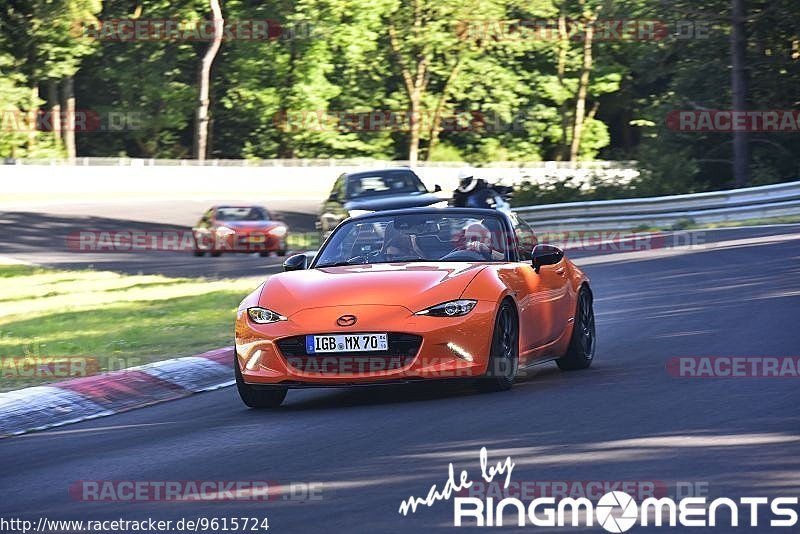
[[3, 203, 800, 279], [1, 220, 799, 532], [0, 203, 319, 278]]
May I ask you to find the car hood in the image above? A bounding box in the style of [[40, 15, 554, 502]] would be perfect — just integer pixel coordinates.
[[259, 262, 487, 316], [344, 192, 442, 212]]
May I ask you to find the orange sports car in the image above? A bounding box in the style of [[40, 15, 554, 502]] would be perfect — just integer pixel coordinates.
[[234, 208, 595, 408]]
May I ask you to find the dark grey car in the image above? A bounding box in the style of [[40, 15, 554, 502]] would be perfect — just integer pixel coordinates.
[[317, 168, 444, 234]]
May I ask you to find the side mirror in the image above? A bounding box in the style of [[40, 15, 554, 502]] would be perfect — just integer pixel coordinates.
[[328, 192, 340, 202], [532, 244, 564, 273], [283, 254, 308, 271], [433, 184, 442, 193]]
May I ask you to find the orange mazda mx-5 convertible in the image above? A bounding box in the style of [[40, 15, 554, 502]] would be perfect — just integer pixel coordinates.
[[234, 208, 595, 408]]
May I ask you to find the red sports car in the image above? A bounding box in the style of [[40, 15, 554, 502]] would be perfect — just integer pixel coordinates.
[[234, 208, 595, 407], [192, 205, 288, 257]]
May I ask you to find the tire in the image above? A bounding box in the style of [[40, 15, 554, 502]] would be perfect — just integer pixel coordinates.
[[557, 287, 596, 371], [210, 250, 222, 257], [276, 249, 287, 257], [476, 301, 519, 393], [192, 235, 205, 256], [234, 350, 287, 408], [259, 251, 270, 257]]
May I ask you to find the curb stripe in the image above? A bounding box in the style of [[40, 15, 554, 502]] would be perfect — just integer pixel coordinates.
[[58, 370, 188, 412], [195, 346, 234, 366], [0, 386, 113, 437], [137, 357, 234, 393], [0, 347, 235, 439]]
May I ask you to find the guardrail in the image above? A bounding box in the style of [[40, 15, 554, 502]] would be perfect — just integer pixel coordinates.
[[0, 159, 638, 205], [514, 181, 800, 230], [2, 157, 637, 170]]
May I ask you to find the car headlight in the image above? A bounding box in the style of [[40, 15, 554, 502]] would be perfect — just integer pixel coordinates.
[[430, 200, 449, 209], [216, 226, 236, 236], [247, 307, 287, 324], [348, 209, 374, 218], [415, 299, 477, 317], [268, 225, 288, 237]]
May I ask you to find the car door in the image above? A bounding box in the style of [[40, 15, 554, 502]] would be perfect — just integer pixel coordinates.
[[508, 214, 572, 359]]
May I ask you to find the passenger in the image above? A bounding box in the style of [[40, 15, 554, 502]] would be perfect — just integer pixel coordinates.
[[461, 222, 504, 260]]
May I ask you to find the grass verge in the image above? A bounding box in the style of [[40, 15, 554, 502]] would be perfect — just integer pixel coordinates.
[[0, 264, 261, 392]]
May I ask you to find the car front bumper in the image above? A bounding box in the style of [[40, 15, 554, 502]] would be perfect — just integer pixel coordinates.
[[235, 302, 497, 386]]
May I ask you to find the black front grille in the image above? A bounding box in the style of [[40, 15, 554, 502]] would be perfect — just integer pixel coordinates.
[[276, 333, 422, 374]]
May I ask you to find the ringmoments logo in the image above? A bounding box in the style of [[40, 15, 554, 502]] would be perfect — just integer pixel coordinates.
[[397, 447, 799, 530]]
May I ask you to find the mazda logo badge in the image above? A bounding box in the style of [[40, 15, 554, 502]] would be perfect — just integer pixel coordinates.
[[337, 315, 357, 327]]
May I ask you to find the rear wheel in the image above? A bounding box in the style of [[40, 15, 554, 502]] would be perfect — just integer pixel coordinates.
[[234, 351, 287, 408], [210, 250, 222, 257], [259, 251, 270, 257], [193, 250, 205, 257], [557, 287, 595, 370], [476, 301, 519, 393]]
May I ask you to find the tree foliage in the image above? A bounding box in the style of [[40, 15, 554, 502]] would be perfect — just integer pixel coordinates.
[[0, 0, 798, 193]]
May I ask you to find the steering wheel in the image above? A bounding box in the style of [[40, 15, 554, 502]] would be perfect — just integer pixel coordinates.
[[440, 249, 487, 261], [347, 249, 383, 264]]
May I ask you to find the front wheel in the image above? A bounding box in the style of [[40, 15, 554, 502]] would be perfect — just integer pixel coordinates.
[[234, 351, 287, 408], [476, 301, 519, 393], [557, 287, 596, 370]]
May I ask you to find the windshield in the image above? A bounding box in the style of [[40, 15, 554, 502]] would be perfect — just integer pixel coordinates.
[[346, 170, 427, 199], [315, 212, 510, 267], [216, 207, 270, 221]]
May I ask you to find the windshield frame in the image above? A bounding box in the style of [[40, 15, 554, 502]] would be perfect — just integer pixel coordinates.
[[310, 208, 519, 268]]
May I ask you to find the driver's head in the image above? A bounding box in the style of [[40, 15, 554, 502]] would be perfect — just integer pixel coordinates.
[[464, 222, 492, 247], [385, 233, 413, 259]]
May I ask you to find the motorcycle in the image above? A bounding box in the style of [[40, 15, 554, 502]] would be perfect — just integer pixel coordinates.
[[451, 178, 514, 215]]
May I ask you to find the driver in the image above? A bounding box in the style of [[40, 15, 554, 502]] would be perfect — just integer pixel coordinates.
[[383, 223, 424, 261], [461, 222, 504, 260]]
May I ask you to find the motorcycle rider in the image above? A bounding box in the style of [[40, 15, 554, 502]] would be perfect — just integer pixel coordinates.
[[452, 168, 512, 214], [452, 168, 490, 208]]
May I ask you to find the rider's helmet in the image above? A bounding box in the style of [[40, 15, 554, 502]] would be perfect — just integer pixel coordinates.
[[457, 168, 479, 193]]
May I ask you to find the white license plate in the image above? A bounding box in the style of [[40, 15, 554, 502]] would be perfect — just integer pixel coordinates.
[[306, 333, 388, 354]]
